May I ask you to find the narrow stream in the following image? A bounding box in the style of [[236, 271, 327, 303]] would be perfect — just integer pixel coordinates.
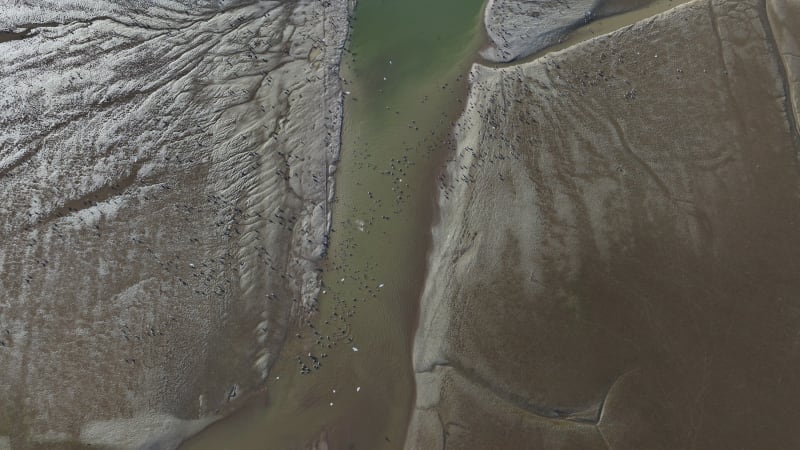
[[181, 0, 691, 448]]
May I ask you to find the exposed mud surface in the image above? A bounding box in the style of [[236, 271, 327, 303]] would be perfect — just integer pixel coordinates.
[[482, 0, 685, 62], [0, 0, 348, 447], [410, 0, 800, 448]]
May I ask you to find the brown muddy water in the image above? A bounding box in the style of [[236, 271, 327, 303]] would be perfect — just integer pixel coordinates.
[[181, 0, 696, 448], [0, 31, 27, 43]]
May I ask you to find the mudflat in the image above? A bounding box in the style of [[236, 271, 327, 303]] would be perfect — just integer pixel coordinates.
[[409, 0, 800, 448], [0, 0, 348, 447]]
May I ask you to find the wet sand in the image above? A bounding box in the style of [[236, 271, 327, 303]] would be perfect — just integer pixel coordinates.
[[408, 0, 800, 448]]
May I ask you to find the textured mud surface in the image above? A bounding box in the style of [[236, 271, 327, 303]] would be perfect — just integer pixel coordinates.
[[410, 0, 800, 448], [0, 0, 347, 447], [481, 0, 665, 62]]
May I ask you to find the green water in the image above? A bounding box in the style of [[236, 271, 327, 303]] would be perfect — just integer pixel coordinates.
[[181, 0, 486, 448], [349, 0, 485, 93]]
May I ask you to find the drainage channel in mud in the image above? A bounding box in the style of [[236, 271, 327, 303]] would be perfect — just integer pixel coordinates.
[[181, 0, 486, 448]]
